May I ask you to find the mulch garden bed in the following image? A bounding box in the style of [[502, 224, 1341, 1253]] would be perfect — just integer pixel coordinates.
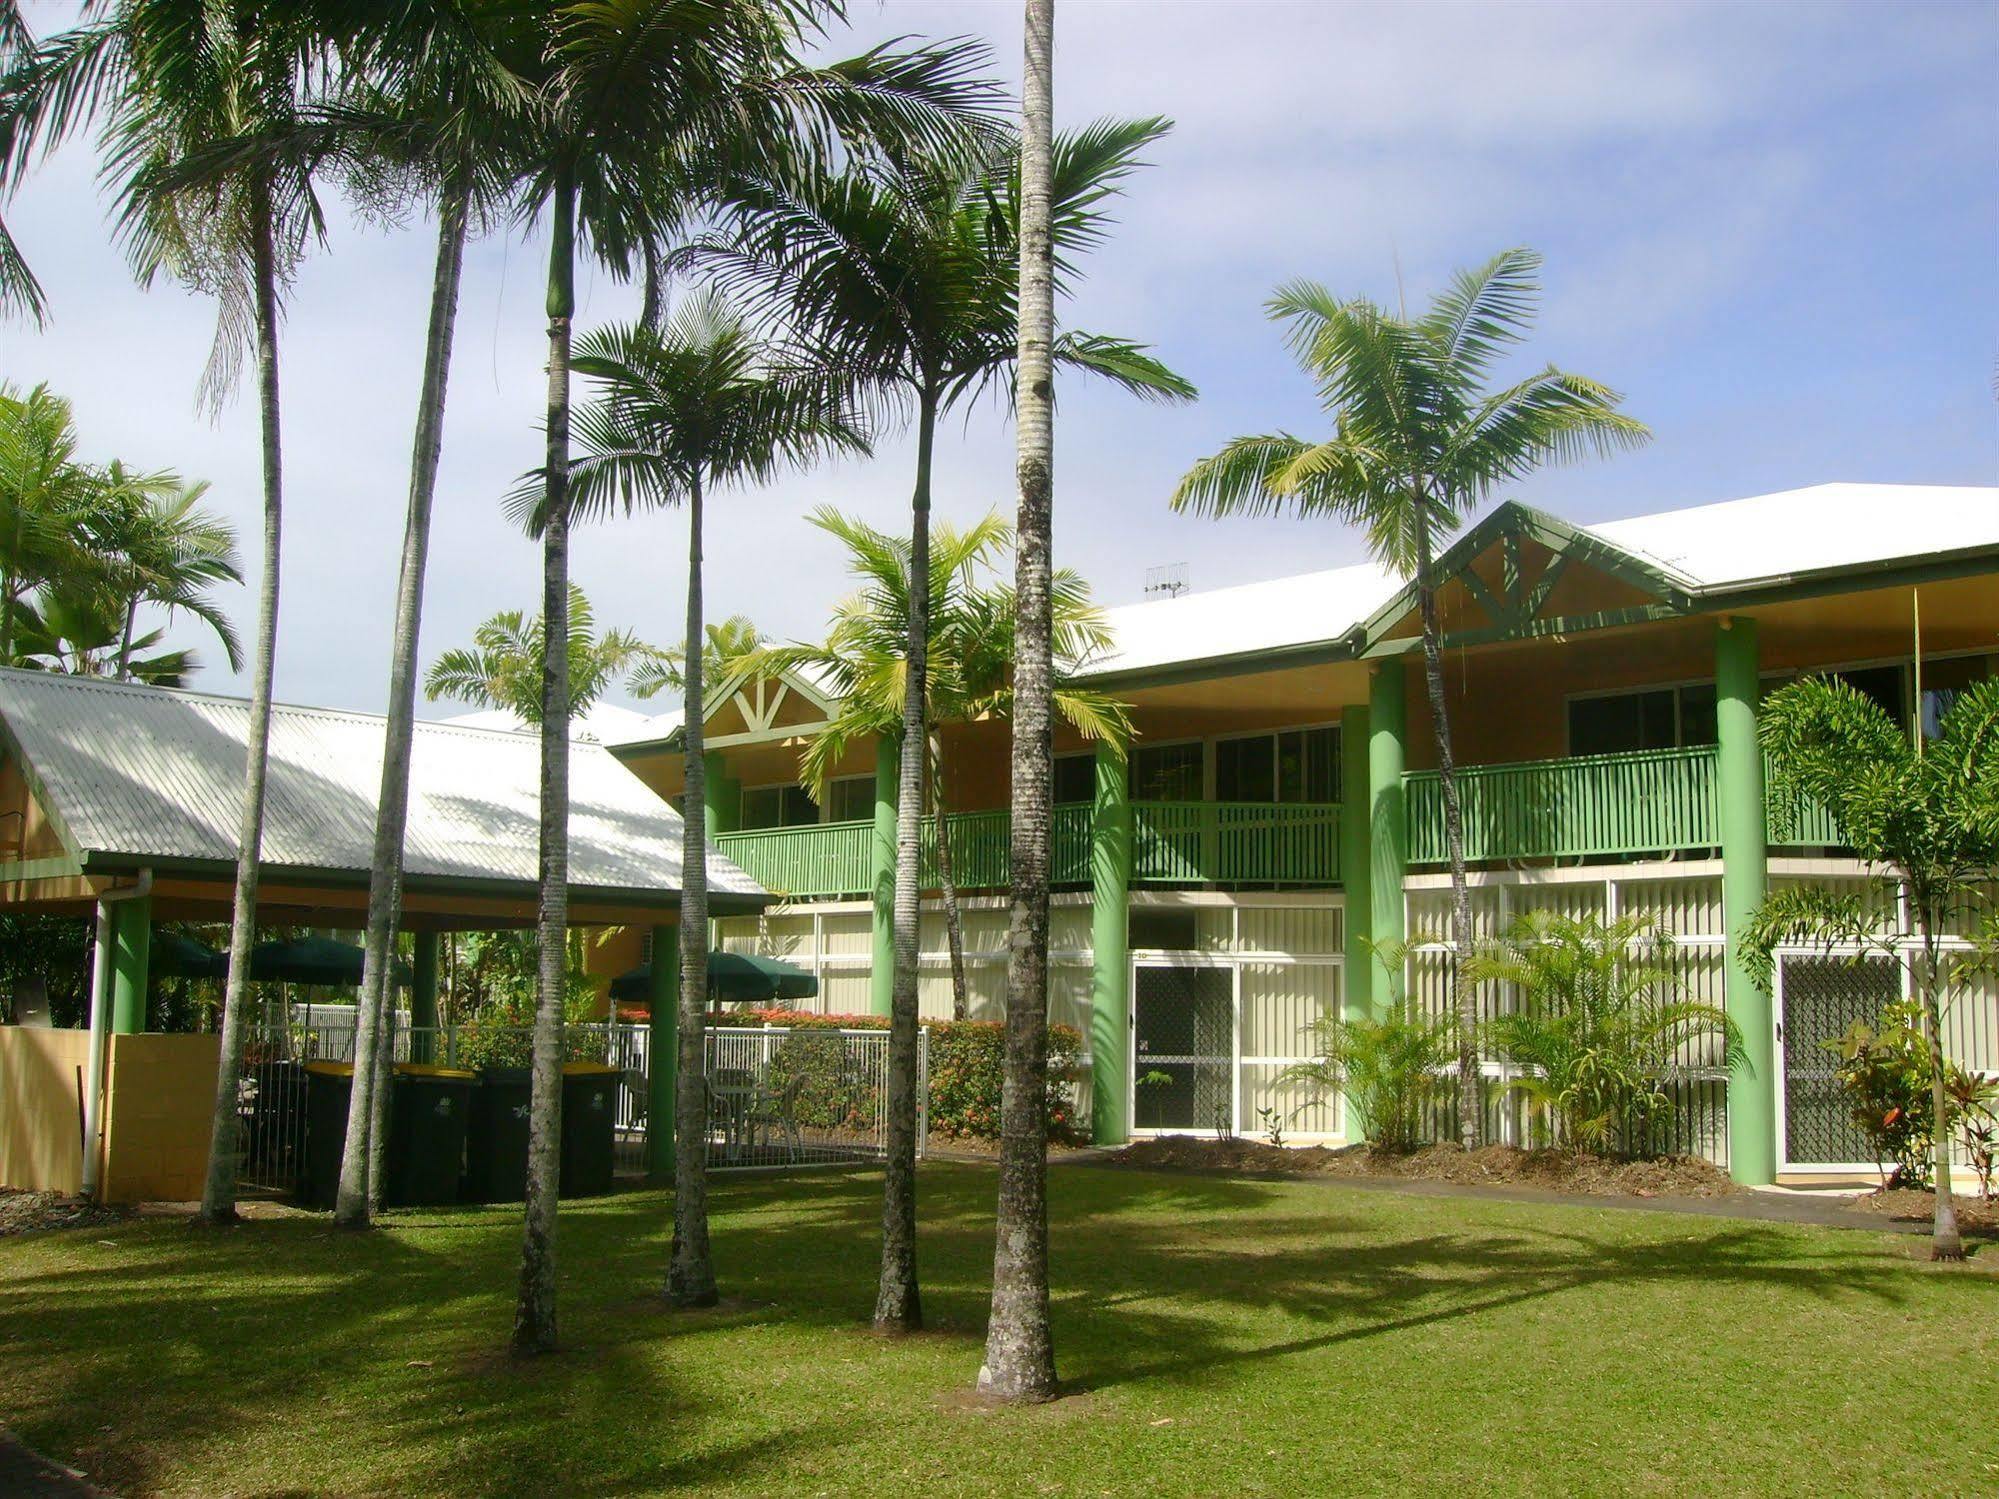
[[1848, 1186, 1999, 1238], [1107, 1136, 1744, 1198], [0, 1189, 128, 1237]]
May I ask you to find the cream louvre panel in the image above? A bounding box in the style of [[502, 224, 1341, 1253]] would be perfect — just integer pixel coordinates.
[[1050, 965, 1094, 1036], [1617, 877, 1724, 936], [713, 917, 759, 950], [1945, 967, 1997, 1074], [1049, 907, 1093, 952], [1193, 908, 1233, 953], [819, 913, 873, 956], [1239, 961, 1337, 1060], [1236, 904, 1341, 956], [1239, 1064, 1338, 1139], [820, 970, 872, 1016]]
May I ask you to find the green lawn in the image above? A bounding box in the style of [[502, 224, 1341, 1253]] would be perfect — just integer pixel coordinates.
[[2, 1164, 1994, 1496]]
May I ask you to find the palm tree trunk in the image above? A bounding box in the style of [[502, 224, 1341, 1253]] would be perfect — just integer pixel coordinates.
[[199, 178, 285, 1225], [930, 732, 970, 1021], [116, 596, 137, 680], [669, 466, 720, 1307], [514, 165, 576, 1355], [338, 171, 472, 1228], [1411, 494, 1479, 1149], [876, 384, 935, 1334], [1915, 921, 1965, 1260], [979, 0, 1058, 1402]]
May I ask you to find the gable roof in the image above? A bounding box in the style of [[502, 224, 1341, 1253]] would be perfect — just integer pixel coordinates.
[[1080, 482, 1999, 682], [0, 669, 766, 909]]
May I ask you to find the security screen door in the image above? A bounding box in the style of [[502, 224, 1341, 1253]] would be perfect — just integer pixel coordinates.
[[1132, 965, 1234, 1133], [1780, 954, 1900, 1167]]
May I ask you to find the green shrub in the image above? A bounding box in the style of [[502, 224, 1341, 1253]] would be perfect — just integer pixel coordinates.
[[1828, 1001, 1995, 1189], [1282, 995, 1456, 1151], [717, 1009, 1086, 1144]]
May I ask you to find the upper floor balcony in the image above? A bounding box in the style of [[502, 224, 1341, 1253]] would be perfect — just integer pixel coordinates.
[[711, 745, 1844, 902]]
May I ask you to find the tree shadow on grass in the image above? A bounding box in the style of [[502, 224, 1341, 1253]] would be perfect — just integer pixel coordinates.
[[0, 1163, 1957, 1494]]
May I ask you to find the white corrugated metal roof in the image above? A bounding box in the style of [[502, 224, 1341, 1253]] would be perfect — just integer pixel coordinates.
[[0, 669, 763, 901], [436, 701, 659, 745], [1084, 483, 1998, 679], [1586, 483, 1999, 587], [1087, 561, 1402, 678]]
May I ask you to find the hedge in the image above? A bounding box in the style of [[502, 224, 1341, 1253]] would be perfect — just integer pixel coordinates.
[[711, 1009, 1086, 1145]]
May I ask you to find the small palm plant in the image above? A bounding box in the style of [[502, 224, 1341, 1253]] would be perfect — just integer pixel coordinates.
[[1743, 675, 1999, 1261], [1282, 939, 1458, 1151], [1470, 911, 1744, 1158]]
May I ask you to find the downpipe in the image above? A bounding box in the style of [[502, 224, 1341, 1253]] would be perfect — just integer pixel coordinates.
[[80, 868, 153, 1202]]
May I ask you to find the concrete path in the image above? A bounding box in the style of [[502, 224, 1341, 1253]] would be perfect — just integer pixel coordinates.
[[0, 1431, 105, 1496]]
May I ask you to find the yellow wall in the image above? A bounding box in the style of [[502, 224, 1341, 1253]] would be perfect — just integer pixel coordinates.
[[0, 1026, 88, 1195], [0, 1028, 222, 1203], [100, 1033, 220, 1204]]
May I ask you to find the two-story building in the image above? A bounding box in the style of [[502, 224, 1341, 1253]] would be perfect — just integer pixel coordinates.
[[609, 483, 1999, 1185]]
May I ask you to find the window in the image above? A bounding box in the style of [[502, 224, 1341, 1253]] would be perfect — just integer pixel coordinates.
[[1053, 753, 1096, 805], [1215, 725, 1340, 802], [825, 775, 873, 823], [1567, 684, 1714, 756], [1133, 741, 1203, 802], [1128, 907, 1199, 950], [739, 782, 819, 829], [1920, 654, 1991, 741]]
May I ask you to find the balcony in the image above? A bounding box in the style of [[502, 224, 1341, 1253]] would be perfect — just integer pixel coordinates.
[[1131, 801, 1341, 885], [1403, 745, 1842, 864], [713, 800, 1339, 899]]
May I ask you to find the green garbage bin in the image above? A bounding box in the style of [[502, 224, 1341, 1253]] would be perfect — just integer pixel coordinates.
[[385, 1064, 476, 1206], [301, 1062, 355, 1210], [561, 1063, 620, 1198], [464, 1067, 533, 1202]]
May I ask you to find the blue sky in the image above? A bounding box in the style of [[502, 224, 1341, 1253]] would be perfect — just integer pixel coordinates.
[[3, 0, 1994, 714]]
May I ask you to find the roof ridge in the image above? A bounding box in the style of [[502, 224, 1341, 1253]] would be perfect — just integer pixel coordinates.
[[0, 667, 612, 753]]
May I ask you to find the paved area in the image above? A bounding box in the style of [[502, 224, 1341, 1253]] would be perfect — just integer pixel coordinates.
[[0, 1431, 104, 1496]]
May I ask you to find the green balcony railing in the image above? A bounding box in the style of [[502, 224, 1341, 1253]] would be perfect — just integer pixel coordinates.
[[716, 803, 1098, 900], [1404, 746, 1720, 863], [1131, 801, 1341, 885], [714, 819, 875, 899]]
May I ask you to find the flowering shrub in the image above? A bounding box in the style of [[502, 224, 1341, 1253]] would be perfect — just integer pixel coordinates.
[[714, 1009, 1087, 1144]]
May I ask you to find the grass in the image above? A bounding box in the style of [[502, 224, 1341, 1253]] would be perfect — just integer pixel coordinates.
[[2, 1164, 1995, 1497]]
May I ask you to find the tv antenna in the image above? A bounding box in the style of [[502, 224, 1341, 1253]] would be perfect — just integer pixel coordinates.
[[1144, 563, 1188, 600]]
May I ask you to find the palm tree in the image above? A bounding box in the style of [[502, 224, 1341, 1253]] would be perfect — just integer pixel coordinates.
[[500, 1, 995, 1355], [1743, 676, 1999, 1261], [1469, 911, 1744, 1156], [552, 293, 868, 1308], [84, 469, 242, 679], [0, 1, 48, 323], [0, 382, 97, 662], [750, 507, 1127, 1021], [2, 1, 345, 1223], [321, 2, 539, 1231], [690, 120, 1192, 1332], [424, 585, 673, 723], [1171, 249, 1647, 1149], [982, 0, 1059, 1401]]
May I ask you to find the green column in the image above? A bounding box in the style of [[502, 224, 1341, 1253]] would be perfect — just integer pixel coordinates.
[[648, 922, 678, 1181], [1089, 745, 1133, 1146], [1367, 659, 1408, 1008], [109, 895, 151, 1034], [701, 749, 738, 835], [409, 930, 439, 1064], [1339, 705, 1373, 1027], [1718, 615, 1775, 1185], [869, 734, 898, 1019]]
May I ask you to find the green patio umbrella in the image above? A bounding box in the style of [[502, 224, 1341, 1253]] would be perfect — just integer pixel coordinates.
[[609, 951, 818, 1006], [150, 932, 227, 980], [248, 935, 407, 986]]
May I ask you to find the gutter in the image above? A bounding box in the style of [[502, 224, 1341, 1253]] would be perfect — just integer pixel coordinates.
[[80, 867, 152, 1202]]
